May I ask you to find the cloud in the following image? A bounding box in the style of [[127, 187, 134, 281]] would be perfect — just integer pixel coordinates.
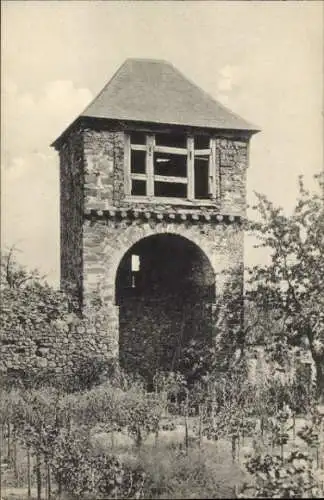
[[212, 64, 243, 107], [217, 64, 239, 93], [2, 79, 93, 284], [2, 78, 92, 164]]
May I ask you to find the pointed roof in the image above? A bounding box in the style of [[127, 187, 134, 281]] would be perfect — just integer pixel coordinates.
[[53, 59, 259, 147]]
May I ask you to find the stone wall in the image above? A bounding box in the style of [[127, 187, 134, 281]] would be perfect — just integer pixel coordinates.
[[83, 128, 125, 210], [69, 125, 249, 217], [119, 297, 214, 383], [0, 316, 115, 378], [59, 128, 84, 304], [217, 138, 248, 216], [245, 346, 316, 388]]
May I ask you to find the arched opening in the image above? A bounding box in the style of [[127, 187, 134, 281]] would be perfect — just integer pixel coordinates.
[[115, 233, 216, 385]]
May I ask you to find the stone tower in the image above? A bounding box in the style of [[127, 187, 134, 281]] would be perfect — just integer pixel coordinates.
[[52, 58, 259, 381]]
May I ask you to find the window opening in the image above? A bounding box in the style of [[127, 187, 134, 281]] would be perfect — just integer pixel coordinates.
[[131, 180, 146, 196], [195, 135, 210, 149], [131, 150, 146, 174], [130, 131, 146, 145], [194, 158, 209, 199], [131, 254, 140, 272], [131, 254, 140, 288], [126, 132, 216, 200], [155, 133, 186, 148], [153, 133, 187, 198], [155, 182, 187, 198], [194, 137, 211, 199], [154, 152, 187, 177]]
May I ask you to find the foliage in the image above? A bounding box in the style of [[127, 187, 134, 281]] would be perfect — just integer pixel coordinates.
[[247, 173, 324, 396], [240, 450, 322, 498], [51, 428, 146, 499], [0, 248, 75, 338], [65, 381, 163, 447]]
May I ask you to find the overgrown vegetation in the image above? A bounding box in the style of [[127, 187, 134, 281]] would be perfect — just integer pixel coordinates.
[[246, 173, 324, 397], [1, 174, 323, 499]]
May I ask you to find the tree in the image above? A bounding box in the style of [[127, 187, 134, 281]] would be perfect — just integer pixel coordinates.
[[247, 174, 324, 397]]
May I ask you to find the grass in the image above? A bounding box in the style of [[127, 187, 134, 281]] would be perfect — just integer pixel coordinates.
[[133, 441, 245, 499], [1, 424, 246, 500], [89, 423, 248, 499], [2, 415, 323, 499]]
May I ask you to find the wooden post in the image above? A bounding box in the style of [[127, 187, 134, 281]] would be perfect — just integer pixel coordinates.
[[111, 430, 115, 450], [155, 426, 159, 448], [146, 135, 154, 197], [261, 416, 264, 438], [58, 477, 62, 498], [13, 437, 18, 483], [27, 447, 31, 499], [184, 414, 189, 454], [184, 389, 189, 454], [7, 422, 11, 460], [187, 137, 194, 201], [231, 435, 236, 463], [198, 405, 203, 449], [209, 138, 216, 199], [0, 425, 3, 500], [36, 452, 42, 500], [214, 139, 221, 201], [47, 462, 51, 500]]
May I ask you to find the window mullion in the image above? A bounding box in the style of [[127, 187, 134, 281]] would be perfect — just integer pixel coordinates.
[[187, 137, 194, 200], [209, 138, 216, 199], [146, 135, 155, 196]]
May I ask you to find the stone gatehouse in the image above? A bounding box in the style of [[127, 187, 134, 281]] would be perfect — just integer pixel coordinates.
[[52, 58, 259, 380]]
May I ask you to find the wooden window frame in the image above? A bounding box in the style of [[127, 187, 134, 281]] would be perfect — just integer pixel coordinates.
[[125, 133, 217, 202]]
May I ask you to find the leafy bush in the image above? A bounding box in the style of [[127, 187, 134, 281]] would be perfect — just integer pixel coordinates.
[[240, 450, 322, 498], [51, 428, 146, 499]]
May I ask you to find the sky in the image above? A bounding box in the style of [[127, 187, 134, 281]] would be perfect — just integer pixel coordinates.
[[1, 1, 323, 286]]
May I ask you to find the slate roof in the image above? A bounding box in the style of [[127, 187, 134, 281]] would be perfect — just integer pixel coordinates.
[[53, 58, 259, 146]]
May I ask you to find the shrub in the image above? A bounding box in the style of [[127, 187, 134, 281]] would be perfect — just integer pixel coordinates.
[[240, 450, 322, 498], [51, 428, 146, 499]]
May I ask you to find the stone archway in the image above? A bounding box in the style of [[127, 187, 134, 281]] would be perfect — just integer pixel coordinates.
[[115, 233, 216, 385]]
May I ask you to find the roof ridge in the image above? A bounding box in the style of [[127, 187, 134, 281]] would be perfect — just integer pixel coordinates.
[[125, 57, 172, 64]]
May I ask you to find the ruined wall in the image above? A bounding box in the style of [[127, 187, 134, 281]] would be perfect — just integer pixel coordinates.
[[0, 317, 115, 377]]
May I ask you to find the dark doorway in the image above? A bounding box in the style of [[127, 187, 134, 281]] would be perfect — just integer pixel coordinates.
[[115, 234, 215, 384]]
